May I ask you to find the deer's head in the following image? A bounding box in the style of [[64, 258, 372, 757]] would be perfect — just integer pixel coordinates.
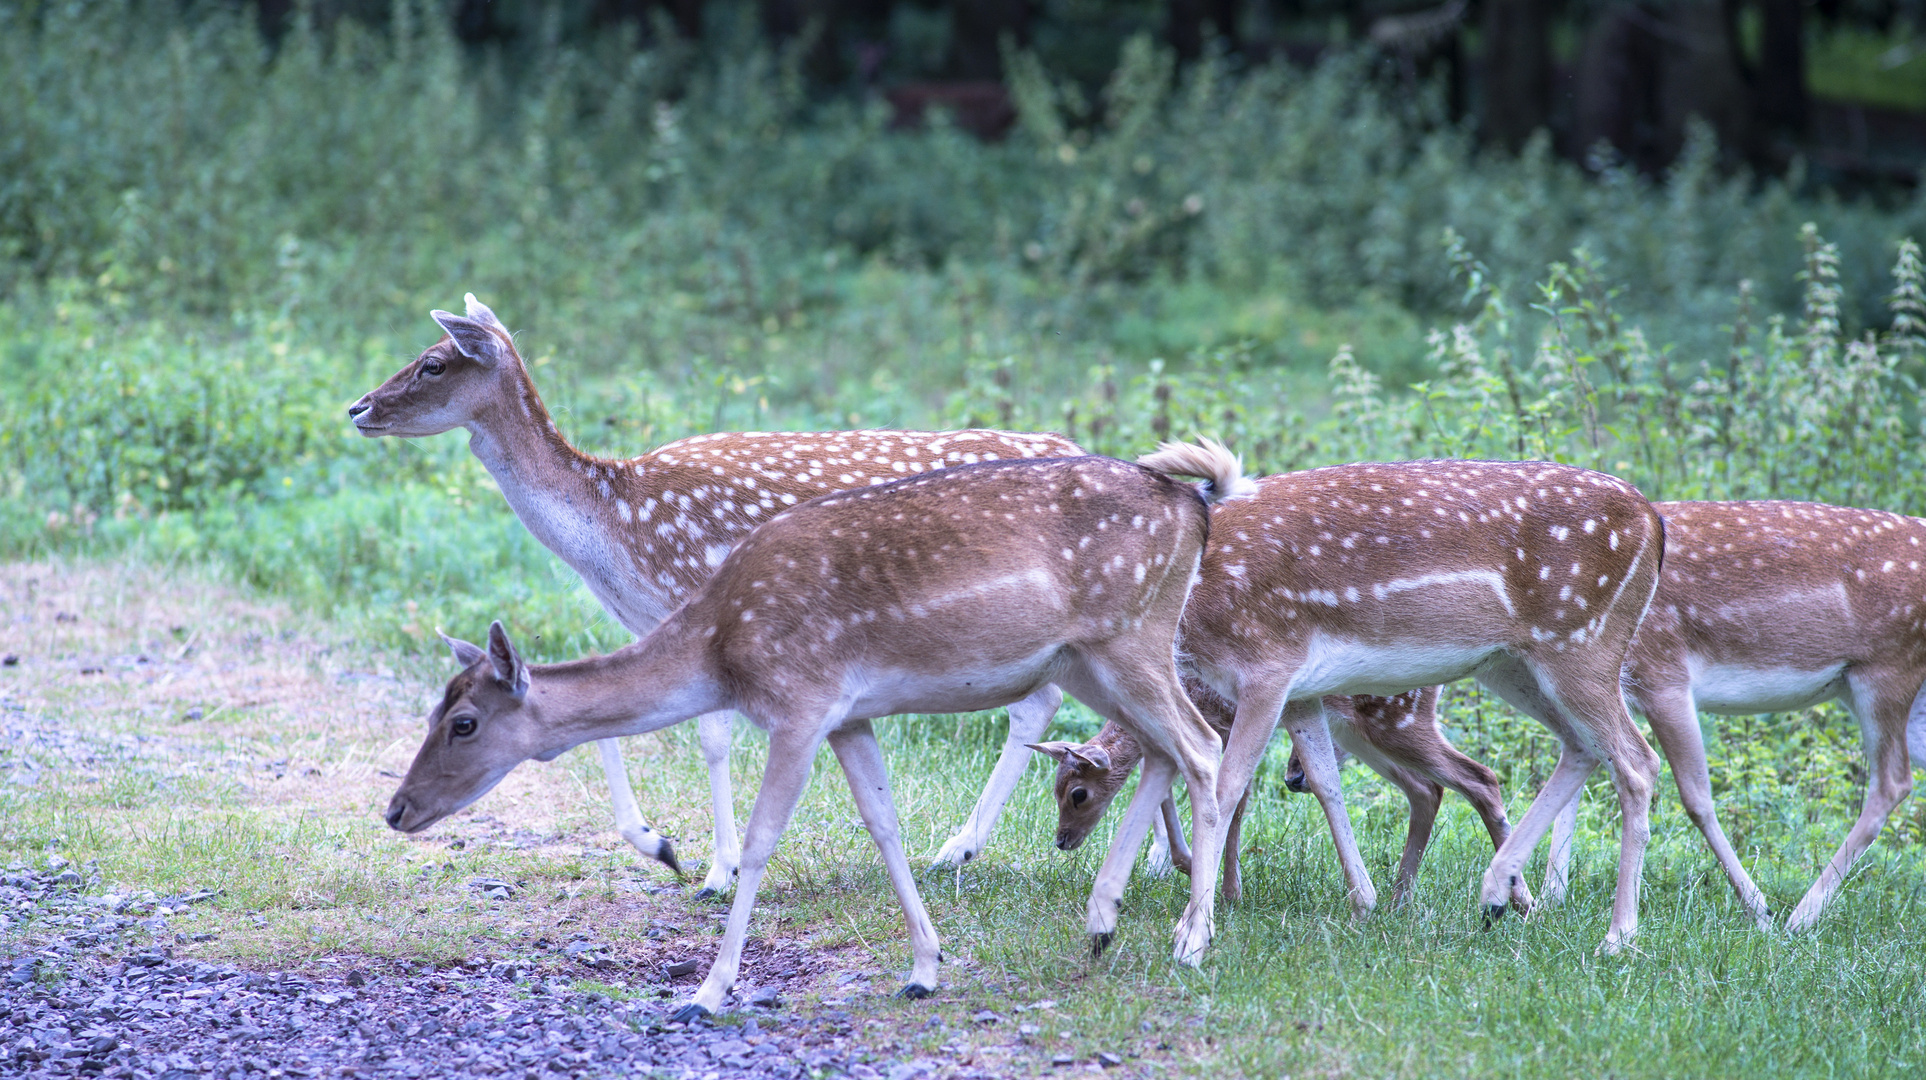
[[384, 622, 555, 834], [348, 294, 521, 438], [1028, 739, 1129, 851]]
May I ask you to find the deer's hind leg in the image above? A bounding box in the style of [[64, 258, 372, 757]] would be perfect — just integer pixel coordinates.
[[1785, 669, 1919, 933], [597, 739, 683, 877], [1058, 649, 1224, 966]]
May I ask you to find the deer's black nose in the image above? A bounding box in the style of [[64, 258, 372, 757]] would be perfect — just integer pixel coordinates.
[[384, 799, 408, 830], [348, 399, 372, 419], [1284, 770, 1308, 794]]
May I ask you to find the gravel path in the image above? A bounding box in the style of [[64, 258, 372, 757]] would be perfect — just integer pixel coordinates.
[[3, 860, 1137, 1080]]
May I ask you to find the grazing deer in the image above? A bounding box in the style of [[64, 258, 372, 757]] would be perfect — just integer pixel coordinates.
[[1535, 500, 1926, 932], [347, 295, 1080, 891], [1041, 685, 1526, 908], [384, 445, 1253, 1018], [1039, 458, 1667, 952]]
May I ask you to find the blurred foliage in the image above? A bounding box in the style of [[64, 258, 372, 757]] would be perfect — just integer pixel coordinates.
[[3, 0, 1926, 851]]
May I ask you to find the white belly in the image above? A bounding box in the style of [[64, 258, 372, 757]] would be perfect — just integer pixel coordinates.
[[1687, 658, 1847, 714], [1289, 632, 1502, 698]]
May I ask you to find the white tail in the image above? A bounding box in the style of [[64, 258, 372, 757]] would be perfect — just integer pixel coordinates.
[[387, 450, 1236, 1019], [350, 296, 1083, 892], [1138, 437, 1260, 504]]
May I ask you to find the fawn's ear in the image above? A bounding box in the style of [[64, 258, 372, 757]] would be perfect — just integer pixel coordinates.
[[430, 309, 508, 366], [1026, 741, 1077, 764], [463, 292, 505, 330], [439, 629, 486, 669], [1067, 745, 1110, 772], [485, 621, 529, 700]]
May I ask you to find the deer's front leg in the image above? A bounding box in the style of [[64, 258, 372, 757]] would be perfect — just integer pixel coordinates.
[[695, 710, 741, 898], [830, 720, 942, 996], [1281, 700, 1377, 916], [677, 721, 824, 1022], [597, 739, 682, 877], [933, 684, 1063, 868]]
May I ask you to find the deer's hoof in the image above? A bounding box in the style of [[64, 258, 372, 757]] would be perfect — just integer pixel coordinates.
[[669, 1003, 711, 1025], [1090, 932, 1113, 959], [655, 840, 685, 881], [896, 982, 935, 1000]]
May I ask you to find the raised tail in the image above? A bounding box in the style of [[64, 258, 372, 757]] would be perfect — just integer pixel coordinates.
[[1137, 437, 1258, 505]]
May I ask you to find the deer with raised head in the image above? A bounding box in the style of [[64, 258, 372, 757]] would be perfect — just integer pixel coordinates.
[[347, 295, 1083, 892], [384, 445, 1252, 1018], [1531, 500, 1926, 932], [1041, 684, 1526, 908], [1040, 457, 1667, 951]]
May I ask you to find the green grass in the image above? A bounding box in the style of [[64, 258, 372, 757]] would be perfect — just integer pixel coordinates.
[[4, 557, 1923, 1078]]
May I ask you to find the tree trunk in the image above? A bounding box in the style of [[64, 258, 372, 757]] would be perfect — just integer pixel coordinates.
[[1753, 0, 1808, 137], [1480, 0, 1552, 152]]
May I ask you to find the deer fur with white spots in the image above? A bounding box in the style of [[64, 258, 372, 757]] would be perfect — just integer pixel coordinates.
[[384, 447, 1249, 1019], [348, 295, 1079, 892], [1537, 500, 1926, 931], [1058, 457, 1667, 952]]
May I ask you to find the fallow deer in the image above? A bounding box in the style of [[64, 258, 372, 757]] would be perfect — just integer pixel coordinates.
[[384, 445, 1253, 1018], [1042, 685, 1528, 908], [1039, 458, 1667, 952], [1534, 500, 1926, 932], [347, 295, 1080, 892]]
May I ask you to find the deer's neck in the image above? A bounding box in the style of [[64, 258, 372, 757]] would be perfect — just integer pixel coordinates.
[[526, 615, 727, 755], [462, 369, 667, 632]]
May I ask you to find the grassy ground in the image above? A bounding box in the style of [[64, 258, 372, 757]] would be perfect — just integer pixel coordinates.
[[5, 555, 1924, 1078]]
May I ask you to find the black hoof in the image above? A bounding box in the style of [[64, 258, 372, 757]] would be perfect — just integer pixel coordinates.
[[1090, 932, 1113, 959], [693, 887, 719, 901], [669, 1003, 711, 1025], [897, 982, 935, 1000], [656, 841, 685, 881]]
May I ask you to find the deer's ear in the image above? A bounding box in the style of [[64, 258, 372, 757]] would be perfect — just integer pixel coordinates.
[[463, 292, 505, 330], [1026, 741, 1077, 764], [431, 309, 507, 366], [1067, 745, 1111, 772], [439, 628, 486, 668], [485, 620, 529, 700]]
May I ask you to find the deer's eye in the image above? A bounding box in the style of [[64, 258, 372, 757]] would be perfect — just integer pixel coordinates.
[[1070, 788, 1089, 807], [422, 358, 446, 376], [450, 716, 478, 737]]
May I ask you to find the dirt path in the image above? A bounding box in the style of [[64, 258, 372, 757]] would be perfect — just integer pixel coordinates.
[[0, 560, 1164, 1080]]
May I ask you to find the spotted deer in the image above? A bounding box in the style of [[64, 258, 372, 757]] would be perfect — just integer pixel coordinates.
[[348, 295, 1080, 892], [1040, 457, 1666, 951], [1533, 500, 1926, 932], [1042, 684, 1527, 908], [383, 446, 1253, 1018]]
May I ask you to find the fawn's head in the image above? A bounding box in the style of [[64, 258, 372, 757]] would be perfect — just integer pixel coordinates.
[[349, 294, 527, 438], [1029, 739, 1131, 851], [385, 622, 555, 834]]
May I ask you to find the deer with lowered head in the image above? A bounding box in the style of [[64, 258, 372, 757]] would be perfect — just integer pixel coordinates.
[[1040, 684, 1527, 908], [1037, 458, 1668, 952], [348, 294, 1087, 893], [384, 442, 1255, 1018], [1526, 500, 1926, 931]]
